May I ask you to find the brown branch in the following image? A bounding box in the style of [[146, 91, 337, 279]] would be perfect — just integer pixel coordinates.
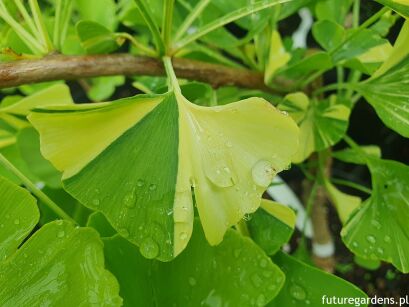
[[0, 54, 290, 92]]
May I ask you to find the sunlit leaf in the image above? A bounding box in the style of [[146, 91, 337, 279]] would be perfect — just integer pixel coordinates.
[[278, 92, 350, 163], [247, 199, 296, 255], [29, 91, 299, 260], [104, 219, 285, 307], [342, 157, 409, 273], [268, 252, 368, 306], [312, 20, 345, 51], [76, 20, 121, 54]]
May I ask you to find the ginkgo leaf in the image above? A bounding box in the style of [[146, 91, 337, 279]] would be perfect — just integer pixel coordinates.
[[0, 176, 122, 306], [0, 176, 39, 261], [0, 84, 73, 116], [103, 219, 285, 307], [324, 181, 361, 224], [268, 252, 368, 306], [354, 21, 409, 137], [341, 157, 409, 273], [278, 92, 350, 163], [29, 91, 299, 261], [247, 199, 296, 255], [375, 0, 409, 18], [264, 31, 291, 84]]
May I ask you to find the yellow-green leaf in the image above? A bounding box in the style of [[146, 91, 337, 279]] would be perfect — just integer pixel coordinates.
[[29, 91, 299, 261]]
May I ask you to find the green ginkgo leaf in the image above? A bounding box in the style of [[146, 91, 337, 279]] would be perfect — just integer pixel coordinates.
[[29, 90, 299, 261], [341, 157, 409, 273], [0, 176, 39, 260], [268, 252, 368, 306], [278, 92, 350, 163], [354, 21, 409, 137], [0, 176, 122, 306], [375, 0, 409, 18], [103, 219, 285, 307], [247, 199, 296, 255]]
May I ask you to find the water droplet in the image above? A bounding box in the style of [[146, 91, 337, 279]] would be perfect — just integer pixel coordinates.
[[371, 220, 381, 230], [56, 220, 63, 226], [57, 230, 65, 238], [256, 294, 265, 306], [290, 284, 307, 301], [180, 232, 188, 240], [376, 247, 384, 255], [119, 228, 130, 238], [366, 235, 376, 244], [149, 184, 157, 191], [251, 274, 263, 288], [92, 199, 100, 206], [137, 179, 145, 187], [140, 237, 159, 259], [123, 192, 136, 208], [260, 259, 268, 268], [252, 160, 276, 187], [384, 235, 391, 243], [13, 219, 20, 225], [188, 277, 197, 286], [352, 241, 359, 248], [233, 249, 241, 258]]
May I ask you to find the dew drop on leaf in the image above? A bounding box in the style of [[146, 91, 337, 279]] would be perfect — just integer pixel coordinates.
[[366, 235, 376, 244], [57, 230, 65, 238], [119, 228, 130, 238], [188, 277, 197, 286], [290, 283, 307, 301], [13, 219, 20, 225], [256, 294, 265, 307], [136, 179, 145, 187], [384, 235, 391, 243], [149, 184, 157, 191], [252, 160, 276, 187], [140, 237, 159, 259]]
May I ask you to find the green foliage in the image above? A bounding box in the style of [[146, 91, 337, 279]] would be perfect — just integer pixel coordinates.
[[0, 0, 409, 305]]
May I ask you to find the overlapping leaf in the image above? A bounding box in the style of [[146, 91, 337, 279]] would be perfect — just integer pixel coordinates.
[[103, 219, 285, 307], [268, 252, 368, 306], [247, 199, 296, 255], [29, 91, 299, 261], [375, 0, 409, 18], [354, 21, 409, 137], [342, 157, 409, 273], [278, 92, 350, 163], [0, 176, 122, 306]]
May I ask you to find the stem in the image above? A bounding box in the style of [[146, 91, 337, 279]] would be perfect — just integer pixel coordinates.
[[133, 0, 165, 55], [352, 0, 360, 29], [162, 0, 175, 53], [14, 0, 38, 37], [174, 0, 211, 42], [0, 2, 45, 54], [331, 178, 372, 195], [336, 66, 344, 95], [301, 179, 319, 239], [28, 0, 54, 52], [116, 33, 157, 57], [0, 154, 75, 223], [163, 56, 181, 93], [313, 82, 352, 96]]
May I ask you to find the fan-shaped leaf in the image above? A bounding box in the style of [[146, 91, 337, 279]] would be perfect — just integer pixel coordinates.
[[0, 176, 122, 306], [342, 157, 409, 273], [278, 92, 350, 163], [268, 252, 368, 306], [354, 21, 409, 137], [104, 219, 285, 307], [29, 92, 299, 261]]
